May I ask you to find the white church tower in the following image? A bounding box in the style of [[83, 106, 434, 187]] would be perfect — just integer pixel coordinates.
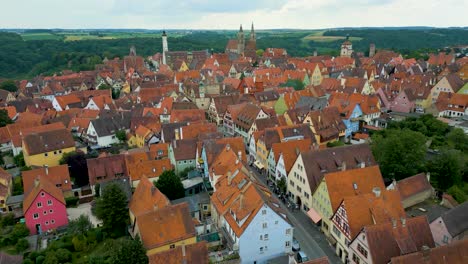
[[162, 30, 168, 65], [340, 35, 353, 57]]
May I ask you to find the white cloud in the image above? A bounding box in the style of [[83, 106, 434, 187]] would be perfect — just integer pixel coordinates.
[[0, 0, 467, 29]]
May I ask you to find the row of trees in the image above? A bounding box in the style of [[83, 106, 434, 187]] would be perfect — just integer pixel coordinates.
[[371, 115, 467, 202]]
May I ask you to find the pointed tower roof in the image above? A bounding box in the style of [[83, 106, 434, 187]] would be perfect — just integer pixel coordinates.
[[240, 24, 243, 32], [162, 30, 167, 37]]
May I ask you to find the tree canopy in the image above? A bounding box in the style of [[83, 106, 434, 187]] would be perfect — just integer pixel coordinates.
[[0, 109, 13, 127], [371, 129, 427, 180], [59, 151, 89, 187], [94, 183, 128, 236], [108, 238, 148, 264], [280, 79, 305, 91], [427, 149, 466, 191], [154, 170, 185, 200], [0, 80, 18, 92]]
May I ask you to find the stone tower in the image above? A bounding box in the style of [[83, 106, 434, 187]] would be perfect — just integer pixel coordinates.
[[129, 45, 136, 56], [369, 43, 376, 57], [237, 25, 245, 55], [250, 23, 256, 42], [162, 30, 168, 65], [340, 35, 353, 57]]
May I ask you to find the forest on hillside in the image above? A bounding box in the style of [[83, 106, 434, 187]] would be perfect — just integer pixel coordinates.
[[0, 28, 467, 79]]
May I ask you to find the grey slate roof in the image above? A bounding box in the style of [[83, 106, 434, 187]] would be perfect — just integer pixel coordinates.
[[441, 201, 468, 237], [295, 96, 328, 111], [172, 192, 210, 213], [90, 111, 131, 137]]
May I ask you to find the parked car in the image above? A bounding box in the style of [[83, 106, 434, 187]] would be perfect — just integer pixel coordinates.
[[5, 164, 16, 169], [292, 237, 300, 251], [296, 251, 309, 263]]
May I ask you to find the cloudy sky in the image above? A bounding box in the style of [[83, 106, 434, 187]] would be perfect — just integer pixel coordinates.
[[2, 0, 467, 29]]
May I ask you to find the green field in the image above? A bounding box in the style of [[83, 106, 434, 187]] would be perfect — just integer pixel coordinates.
[[21, 31, 186, 41], [303, 30, 363, 42], [20, 32, 63, 41]]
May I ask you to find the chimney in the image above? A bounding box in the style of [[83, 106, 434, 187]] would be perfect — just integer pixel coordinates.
[[34, 177, 40, 187], [401, 217, 406, 227], [174, 128, 180, 140], [392, 218, 397, 228], [226, 144, 231, 151], [182, 244, 186, 257], [227, 170, 232, 185], [372, 187, 381, 198], [238, 151, 242, 161], [426, 172, 430, 183], [44, 165, 49, 175], [341, 161, 346, 171]]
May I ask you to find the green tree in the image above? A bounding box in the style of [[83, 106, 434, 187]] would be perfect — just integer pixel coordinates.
[[277, 177, 287, 194], [15, 238, 29, 253], [56, 248, 72, 263], [427, 149, 465, 191], [10, 223, 29, 244], [0, 109, 13, 127], [109, 238, 148, 264], [447, 128, 468, 153], [154, 170, 185, 200], [371, 129, 427, 180], [280, 79, 305, 91], [0, 212, 15, 227], [447, 185, 467, 204], [13, 152, 25, 167], [68, 214, 93, 235], [94, 183, 129, 235], [43, 251, 59, 264], [0, 80, 18, 92], [116, 130, 127, 142], [98, 83, 112, 90], [59, 151, 89, 187], [72, 234, 88, 252], [256, 49, 264, 57]]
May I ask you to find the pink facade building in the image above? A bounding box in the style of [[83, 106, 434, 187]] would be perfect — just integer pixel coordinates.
[[23, 177, 68, 235]]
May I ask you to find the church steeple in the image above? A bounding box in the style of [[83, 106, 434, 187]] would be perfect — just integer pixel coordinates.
[[240, 24, 243, 32], [250, 22, 256, 41], [237, 24, 245, 55]]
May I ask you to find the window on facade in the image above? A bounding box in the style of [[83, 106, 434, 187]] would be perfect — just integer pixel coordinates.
[[51, 219, 55, 224], [333, 225, 341, 238], [262, 223, 268, 229], [45, 221, 49, 225], [443, 235, 449, 243], [49, 209, 53, 213], [275, 221, 278, 225], [285, 241, 291, 247], [54, 151, 57, 155], [37, 202, 42, 208], [44, 153, 48, 157], [262, 209, 266, 215], [259, 247, 264, 253], [264, 234, 269, 240], [260, 235, 263, 240], [170, 244, 175, 249], [352, 253, 360, 264], [286, 228, 291, 235], [357, 243, 368, 258], [43, 211, 47, 215], [41, 192, 45, 197], [33, 213, 39, 219]]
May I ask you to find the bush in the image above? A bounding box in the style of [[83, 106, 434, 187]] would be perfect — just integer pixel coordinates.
[[15, 238, 29, 253], [10, 223, 29, 244], [36, 255, 45, 264], [0, 212, 15, 227], [65, 197, 79, 207], [327, 140, 345, 148], [72, 234, 88, 252], [56, 248, 72, 263], [447, 185, 467, 204]]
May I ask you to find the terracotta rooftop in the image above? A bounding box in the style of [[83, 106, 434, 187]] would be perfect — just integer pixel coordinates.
[[22, 165, 72, 194], [137, 202, 196, 250], [395, 173, 432, 201], [23, 176, 65, 214], [390, 239, 468, 264], [129, 176, 170, 218], [23, 128, 75, 155], [148, 241, 208, 264]]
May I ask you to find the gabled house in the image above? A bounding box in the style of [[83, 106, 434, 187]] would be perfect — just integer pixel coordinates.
[[390, 239, 468, 264], [84, 95, 114, 111], [389, 89, 416, 113], [86, 112, 131, 147], [287, 144, 376, 214], [125, 153, 172, 187], [22, 129, 76, 167], [148, 241, 209, 264], [429, 201, 468, 246], [23, 176, 68, 235], [270, 139, 312, 183], [310, 166, 385, 237], [349, 215, 435, 264], [133, 202, 197, 256], [87, 153, 128, 192], [207, 94, 240, 126], [51, 94, 81, 111], [22, 165, 72, 198], [328, 93, 364, 138], [168, 139, 198, 175], [330, 189, 406, 263], [129, 176, 170, 228], [429, 74, 464, 103], [211, 167, 293, 263], [386, 173, 433, 209], [233, 103, 269, 146], [303, 107, 346, 145]]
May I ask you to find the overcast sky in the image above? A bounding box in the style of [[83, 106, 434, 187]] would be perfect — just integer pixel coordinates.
[[2, 0, 467, 29]]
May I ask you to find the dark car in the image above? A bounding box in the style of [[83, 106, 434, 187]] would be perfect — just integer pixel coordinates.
[[296, 251, 309, 263]]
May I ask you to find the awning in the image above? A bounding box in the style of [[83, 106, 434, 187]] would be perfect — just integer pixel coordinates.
[[254, 160, 264, 169], [307, 208, 322, 223]]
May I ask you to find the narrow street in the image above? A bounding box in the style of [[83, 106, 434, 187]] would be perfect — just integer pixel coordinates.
[[248, 165, 341, 264]]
